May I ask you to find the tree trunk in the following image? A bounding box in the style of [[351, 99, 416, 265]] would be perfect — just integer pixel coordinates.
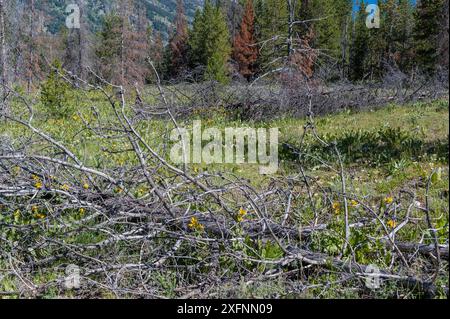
[[77, 0, 86, 81], [27, 0, 35, 93], [287, 0, 294, 57], [0, 0, 7, 109]]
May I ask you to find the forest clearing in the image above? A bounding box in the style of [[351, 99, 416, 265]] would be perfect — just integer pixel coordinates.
[[0, 0, 448, 301]]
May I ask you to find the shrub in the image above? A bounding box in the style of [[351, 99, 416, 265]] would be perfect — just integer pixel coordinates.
[[40, 60, 74, 118]]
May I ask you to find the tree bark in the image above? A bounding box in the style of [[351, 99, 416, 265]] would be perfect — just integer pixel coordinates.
[[27, 0, 35, 93], [0, 0, 7, 108]]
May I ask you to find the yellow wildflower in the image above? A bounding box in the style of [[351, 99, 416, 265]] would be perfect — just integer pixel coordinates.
[[237, 207, 248, 222], [61, 184, 70, 191], [31, 205, 39, 213], [79, 208, 86, 215], [13, 209, 21, 220], [82, 183, 89, 190], [384, 196, 394, 204], [12, 166, 21, 175], [136, 187, 146, 197], [34, 213, 46, 219], [115, 187, 123, 194], [387, 219, 397, 229], [350, 199, 358, 207], [332, 201, 341, 214], [31, 174, 40, 181], [188, 217, 204, 231], [34, 181, 43, 189]]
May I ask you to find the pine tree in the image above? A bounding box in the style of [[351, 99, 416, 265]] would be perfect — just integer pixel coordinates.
[[40, 59, 73, 118], [95, 0, 149, 87], [233, 0, 258, 81], [62, 0, 88, 80], [364, 0, 385, 79], [413, 0, 445, 75], [188, 0, 231, 83], [121, 1, 150, 87], [95, 13, 122, 84], [349, 3, 370, 81], [149, 28, 165, 80], [381, 0, 415, 72], [310, 0, 342, 59], [226, 0, 245, 42], [254, 0, 288, 72], [188, 9, 206, 69], [335, 0, 353, 78], [206, 50, 229, 83], [204, 1, 231, 83], [168, 0, 189, 78], [23, 0, 44, 92], [348, 0, 416, 80], [437, 0, 449, 70]]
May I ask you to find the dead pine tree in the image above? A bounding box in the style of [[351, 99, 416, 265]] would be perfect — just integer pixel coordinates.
[[233, 0, 258, 81], [119, 0, 149, 87], [168, 0, 189, 78], [63, 0, 88, 82]]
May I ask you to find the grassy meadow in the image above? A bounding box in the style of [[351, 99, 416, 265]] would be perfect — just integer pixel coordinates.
[[0, 90, 448, 298]]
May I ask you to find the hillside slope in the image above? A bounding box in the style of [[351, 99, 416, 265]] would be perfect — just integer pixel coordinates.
[[39, 0, 203, 39]]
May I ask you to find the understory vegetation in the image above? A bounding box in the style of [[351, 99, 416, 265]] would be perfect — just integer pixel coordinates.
[[0, 83, 448, 298]]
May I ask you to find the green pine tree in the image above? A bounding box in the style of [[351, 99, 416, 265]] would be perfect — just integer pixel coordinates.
[[379, 0, 415, 72], [40, 59, 73, 119], [311, 0, 342, 59], [188, 0, 231, 83], [349, 3, 370, 81], [254, 0, 288, 72], [95, 13, 122, 83], [413, 0, 445, 75], [206, 51, 229, 83], [188, 9, 206, 68]]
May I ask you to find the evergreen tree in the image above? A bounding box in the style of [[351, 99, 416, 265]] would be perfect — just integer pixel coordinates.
[[168, 0, 189, 78], [437, 0, 449, 70], [95, 13, 122, 84], [23, 0, 44, 92], [349, 3, 370, 81], [122, 1, 150, 87], [188, 0, 231, 83], [149, 28, 164, 79], [381, 0, 415, 72], [364, 0, 385, 79], [95, 0, 149, 87], [40, 59, 73, 118], [348, 0, 416, 80], [233, 0, 258, 81], [254, 0, 288, 72], [311, 0, 342, 59], [335, 0, 353, 77], [188, 9, 207, 69], [206, 50, 229, 83], [61, 0, 88, 81], [413, 0, 445, 75]]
